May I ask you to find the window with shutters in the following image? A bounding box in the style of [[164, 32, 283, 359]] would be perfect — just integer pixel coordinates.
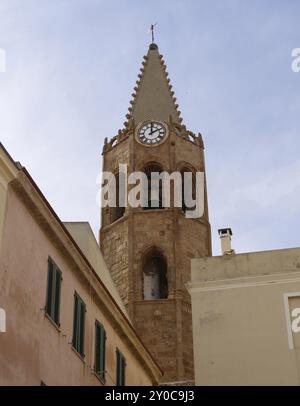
[[45, 257, 62, 327], [116, 349, 126, 386], [72, 292, 86, 357], [94, 321, 106, 382]]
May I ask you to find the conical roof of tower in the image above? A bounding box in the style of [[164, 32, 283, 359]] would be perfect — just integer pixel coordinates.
[[125, 43, 183, 126]]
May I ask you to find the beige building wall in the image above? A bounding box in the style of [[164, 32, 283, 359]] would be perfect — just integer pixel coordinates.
[[188, 247, 300, 386], [0, 145, 161, 385]]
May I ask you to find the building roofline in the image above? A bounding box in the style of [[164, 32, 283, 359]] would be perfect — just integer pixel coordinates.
[[197, 245, 300, 260], [0, 143, 21, 170]]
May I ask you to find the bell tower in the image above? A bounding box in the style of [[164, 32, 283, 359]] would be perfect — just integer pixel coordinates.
[[100, 42, 211, 384]]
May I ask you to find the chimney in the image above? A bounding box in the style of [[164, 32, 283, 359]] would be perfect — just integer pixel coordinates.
[[218, 228, 234, 255]]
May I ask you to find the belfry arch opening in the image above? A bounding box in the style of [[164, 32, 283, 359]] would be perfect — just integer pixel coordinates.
[[143, 162, 164, 209], [110, 173, 125, 223], [142, 250, 168, 300]]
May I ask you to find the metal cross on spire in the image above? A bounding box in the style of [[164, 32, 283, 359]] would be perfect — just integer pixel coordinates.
[[150, 23, 157, 43]]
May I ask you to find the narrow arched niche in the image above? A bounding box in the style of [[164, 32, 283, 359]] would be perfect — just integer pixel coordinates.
[[142, 250, 168, 300]]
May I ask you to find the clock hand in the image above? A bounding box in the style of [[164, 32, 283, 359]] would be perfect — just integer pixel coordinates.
[[149, 128, 160, 135]]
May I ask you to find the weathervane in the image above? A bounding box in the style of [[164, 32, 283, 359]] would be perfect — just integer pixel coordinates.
[[150, 23, 157, 43]]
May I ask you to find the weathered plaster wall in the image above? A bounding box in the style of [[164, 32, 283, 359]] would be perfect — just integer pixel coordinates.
[[189, 248, 300, 385], [0, 184, 158, 385]]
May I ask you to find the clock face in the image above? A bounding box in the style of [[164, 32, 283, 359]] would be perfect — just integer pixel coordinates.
[[136, 121, 167, 145]]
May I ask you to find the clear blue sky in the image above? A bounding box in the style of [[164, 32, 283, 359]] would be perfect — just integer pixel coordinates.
[[0, 0, 299, 255]]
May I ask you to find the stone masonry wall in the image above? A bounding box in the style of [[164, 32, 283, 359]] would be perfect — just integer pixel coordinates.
[[100, 123, 211, 383], [133, 300, 178, 381], [100, 217, 129, 305]]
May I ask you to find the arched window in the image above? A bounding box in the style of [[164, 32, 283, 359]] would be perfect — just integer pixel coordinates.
[[143, 250, 168, 300], [143, 163, 164, 210], [180, 167, 196, 214], [110, 173, 125, 223]]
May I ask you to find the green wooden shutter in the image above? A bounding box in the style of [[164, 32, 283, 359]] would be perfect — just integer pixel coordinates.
[[72, 294, 85, 357], [54, 268, 62, 325], [51, 266, 57, 319], [100, 326, 106, 380], [72, 294, 79, 349], [116, 350, 120, 385], [46, 259, 54, 316], [95, 322, 101, 374], [79, 300, 86, 356], [95, 322, 106, 380], [121, 353, 126, 386], [116, 349, 126, 386], [46, 258, 62, 326]]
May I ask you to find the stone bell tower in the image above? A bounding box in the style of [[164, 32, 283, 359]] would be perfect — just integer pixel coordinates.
[[100, 42, 211, 384]]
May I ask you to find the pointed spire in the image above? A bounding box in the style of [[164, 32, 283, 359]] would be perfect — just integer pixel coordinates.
[[125, 43, 183, 126]]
